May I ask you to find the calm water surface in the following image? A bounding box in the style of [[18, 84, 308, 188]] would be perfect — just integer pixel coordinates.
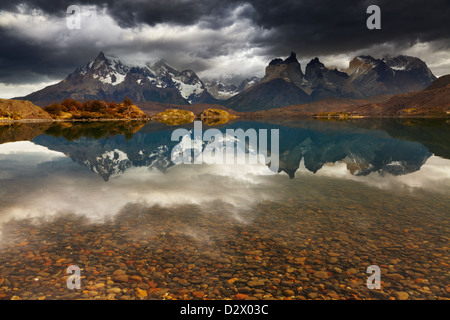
[[0, 119, 449, 300]]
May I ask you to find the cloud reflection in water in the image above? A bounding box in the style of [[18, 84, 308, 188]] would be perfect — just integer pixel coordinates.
[[0, 140, 449, 237]]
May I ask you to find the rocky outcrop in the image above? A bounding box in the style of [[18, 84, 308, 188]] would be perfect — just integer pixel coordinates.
[[304, 58, 364, 100], [225, 53, 311, 111], [263, 52, 305, 88], [197, 108, 237, 125], [152, 109, 196, 125], [344, 55, 436, 97]]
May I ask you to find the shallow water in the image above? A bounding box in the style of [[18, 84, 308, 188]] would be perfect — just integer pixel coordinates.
[[0, 119, 449, 300]]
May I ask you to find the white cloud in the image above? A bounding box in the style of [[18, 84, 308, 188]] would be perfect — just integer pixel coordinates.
[[0, 80, 59, 99], [0, 141, 66, 157], [401, 42, 450, 77], [0, 141, 278, 228], [302, 155, 450, 192]]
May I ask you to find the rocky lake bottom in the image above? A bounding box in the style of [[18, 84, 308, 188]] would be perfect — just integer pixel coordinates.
[[0, 175, 448, 300]]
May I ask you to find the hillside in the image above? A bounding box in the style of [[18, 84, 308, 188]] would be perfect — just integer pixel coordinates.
[[348, 76, 450, 117], [239, 74, 450, 118], [238, 95, 392, 118], [0, 99, 52, 120]]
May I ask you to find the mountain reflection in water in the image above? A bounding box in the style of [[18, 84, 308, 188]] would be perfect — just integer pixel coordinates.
[[23, 119, 442, 181]]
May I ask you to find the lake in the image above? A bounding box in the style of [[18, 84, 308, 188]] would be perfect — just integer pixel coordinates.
[[0, 118, 449, 300]]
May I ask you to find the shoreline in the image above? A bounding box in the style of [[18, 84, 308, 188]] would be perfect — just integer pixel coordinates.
[[1, 115, 450, 124]]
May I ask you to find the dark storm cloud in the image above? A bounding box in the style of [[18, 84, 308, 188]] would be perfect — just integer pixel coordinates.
[[6, 0, 446, 54], [0, 0, 247, 28], [0, 0, 449, 89], [0, 0, 255, 85], [0, 28, 102, 84], [244, 0, 450, 56]]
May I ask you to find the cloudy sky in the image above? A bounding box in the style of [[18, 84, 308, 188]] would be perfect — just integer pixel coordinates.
[[0, 0, 449, 98]]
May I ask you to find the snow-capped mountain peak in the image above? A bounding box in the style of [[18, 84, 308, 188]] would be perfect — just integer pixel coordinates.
[[144, 60, 206, 103], [77, 52, 130, 86]]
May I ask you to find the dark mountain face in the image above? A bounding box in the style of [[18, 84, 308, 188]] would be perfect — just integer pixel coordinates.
[[264, 52, 305, 88], [304, 57, 365, 101], [17, 52, 217, 106], [344, 55, 436, 97], [225, 78, 311, 112], [225, 53, 311, 111]]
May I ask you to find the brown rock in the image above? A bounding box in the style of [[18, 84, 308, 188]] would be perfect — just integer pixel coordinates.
[[136, 288, 148, 298], [192, 291, 205, 298], [283, 290, 295, 297], [394, 292, 409, 300], [313, 271, 330, 279], [113, 269, 127, 276], [113, 275, 129, 282], [130, 275, 143, 282], [247, 280, 266, 287]]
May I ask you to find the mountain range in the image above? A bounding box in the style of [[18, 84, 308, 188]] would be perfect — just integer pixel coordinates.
[[16, 51, 437, 112], [19, 52, 216, 106]]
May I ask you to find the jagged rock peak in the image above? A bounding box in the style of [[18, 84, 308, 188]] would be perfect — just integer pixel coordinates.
[[284, 52, 299, 64], [268, 58, 284, 66], [307, 57, 325, 68], [269, 52, 299, 66], [96, 51, 106, 59]]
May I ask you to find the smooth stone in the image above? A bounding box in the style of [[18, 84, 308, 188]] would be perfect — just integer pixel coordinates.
[[394, 292, 409, 300], [113, 269, 126, 276], [308, 292, 319, 299], [88, 291, 98, 297], [313, 271, 329, 279], [113, 275, 129, 282], [346, 268, 358, 274], [247, 280, 266, 287], [283, 289, 295, 297], [238, 287, 252, 294], [107, 288, 121, 294], [136, 288, 148, 298]]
